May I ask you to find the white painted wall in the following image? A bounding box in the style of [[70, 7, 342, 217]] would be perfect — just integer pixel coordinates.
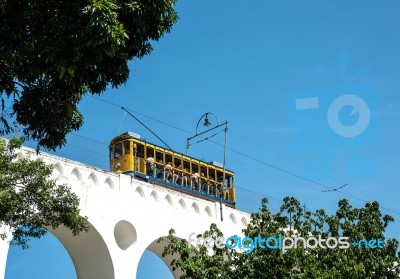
[[1, 147, 250, 279]]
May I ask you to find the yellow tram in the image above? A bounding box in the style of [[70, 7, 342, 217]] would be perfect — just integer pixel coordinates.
[[109, 131, 236, 207]]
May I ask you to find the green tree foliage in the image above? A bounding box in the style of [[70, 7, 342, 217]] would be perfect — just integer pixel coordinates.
[[0, 0, 178, 149], [160, 224, 234, 279], [161, 197, 400, 279], [0, 138, 89, 248]]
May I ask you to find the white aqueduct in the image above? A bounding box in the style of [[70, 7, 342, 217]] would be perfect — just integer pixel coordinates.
[[0, 146, 250, 279]]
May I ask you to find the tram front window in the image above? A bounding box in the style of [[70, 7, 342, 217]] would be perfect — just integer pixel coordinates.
[[114, 143, 122, 159], [124, 141, 130, 154]]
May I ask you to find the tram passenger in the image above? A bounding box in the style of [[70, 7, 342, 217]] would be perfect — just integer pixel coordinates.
[[209, 182, 216, 196], [216, 183, 222, 198], [165, 162, 173, 182], [173, 165, 181, 184], [156, 160, 164, 179], [200, 173, 208, 193], [192, 172, 200, 190], [182, 168, 189, 187], [146, 155, 155, 176]]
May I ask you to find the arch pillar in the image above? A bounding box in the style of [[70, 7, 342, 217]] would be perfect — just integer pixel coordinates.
[[0, 235, 10, 278], [48, 222, 114, 279]]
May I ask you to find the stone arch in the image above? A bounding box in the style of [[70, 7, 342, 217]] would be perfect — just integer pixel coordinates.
[[204, 206, 212, 218], [241, 216, 248, 227], [178, 199, 186, 210], [150, 190, 159, 203], [47, 221, 114, 279], [53, 163, 64, 177], [140, 234, 188, 279], [229, 213, 237, 224], [164, 194, 173, 207], [87, 173, 98, 186], [191, 202, 200, 214], [70, 168, 82, 181], [104, 177, 114, 190], [135, 186, 145, 199]]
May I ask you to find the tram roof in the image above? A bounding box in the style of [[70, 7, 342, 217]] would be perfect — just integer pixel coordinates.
[[110, 131, 234, 174]]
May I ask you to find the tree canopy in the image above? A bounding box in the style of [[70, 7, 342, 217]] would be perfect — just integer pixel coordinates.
[[0, 0, 178, 149], [0, 138, 89, 248], [160, 197, 400, 279]]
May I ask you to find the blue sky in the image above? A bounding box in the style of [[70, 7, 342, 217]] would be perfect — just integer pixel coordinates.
[[5, 0, 400, 278]]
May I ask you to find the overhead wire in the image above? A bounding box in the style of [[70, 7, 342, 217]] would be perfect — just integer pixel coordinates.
[[79, 96, 400, 216], [232, 131, 347, 185], [233, 133, 400, 206], [95, 96, 398, 205], [188, 129, 224, 147], [90, 96, 341, 190], [90, 96, 191, 135], [6, 97, 397, 216], [70, 133, 108, 145], [68, 131, 305, 212], [58, 130, 400, 216]]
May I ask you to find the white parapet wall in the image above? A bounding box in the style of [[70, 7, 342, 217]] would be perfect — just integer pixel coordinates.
[[1, 146, 250, 279]]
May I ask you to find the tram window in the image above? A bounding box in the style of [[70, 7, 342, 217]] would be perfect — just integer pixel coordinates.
[[192, 162, 199, 174], [209, 168, 216, 181], [146, 147, 154, 158], [216, 170, 224, 183], [156, 151, 163, 163], [183, 160, 190, 171], [165, 153, 172, 165], [174, 156, 182, 168], [114, 143, 123, 159], [200, 165, 208, 178], [124, 141, 130, 154], [136, 144, 144, 158]]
